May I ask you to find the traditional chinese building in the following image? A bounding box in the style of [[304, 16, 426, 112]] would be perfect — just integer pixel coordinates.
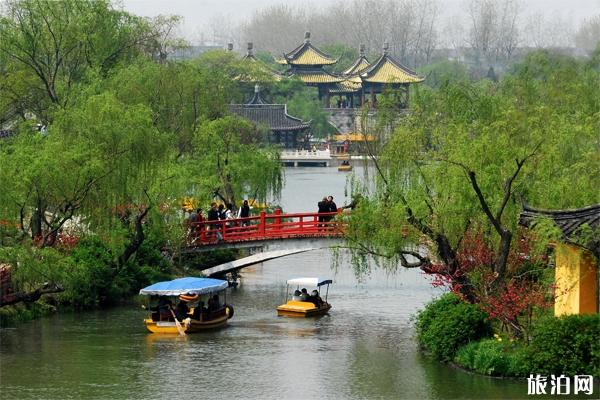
[[358, 42, 424, 108], [277, 32, 342, 107], [329, 44, 370, 108], [229, 85, 311, 149], [519, 204, 599, 316], [279, 36, 424, 109]]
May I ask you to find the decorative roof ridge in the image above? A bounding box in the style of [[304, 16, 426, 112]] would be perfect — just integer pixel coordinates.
[[282, 35, 337, 65], [343, 55, 371, 76], [519, 204, 600, 245], [246, 84, 268, 105], [283, 104, 311, 125], [361, 52, 422, 80], [521, 204, 600, 219]]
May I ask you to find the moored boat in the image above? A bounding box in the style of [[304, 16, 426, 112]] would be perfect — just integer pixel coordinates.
[[277, 277, 332, 317], [140, 277, 234, 334]]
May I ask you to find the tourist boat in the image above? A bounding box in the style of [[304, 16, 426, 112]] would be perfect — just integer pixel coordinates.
[[338, 158, 352, 171], [139, 277, 234, 334], [277, 277, 332, 317]]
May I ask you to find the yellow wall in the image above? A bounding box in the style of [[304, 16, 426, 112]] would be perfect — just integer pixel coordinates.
[[554, 243, 598, 316]]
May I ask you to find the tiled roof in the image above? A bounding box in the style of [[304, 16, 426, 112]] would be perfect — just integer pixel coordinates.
[[360, 53, 424, 84], [329, 80, 362, 93], [343, 56, 370, 76], [290, 70, 342, 84], [229, 90, 311, 132], [282, 33, 337, 66], [519, 204, 600, 244]]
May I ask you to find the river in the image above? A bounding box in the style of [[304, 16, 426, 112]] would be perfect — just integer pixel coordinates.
[[0, 167, 538, 399]]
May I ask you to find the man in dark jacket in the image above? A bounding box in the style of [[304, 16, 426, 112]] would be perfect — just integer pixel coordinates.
[[325, 195, 337, 225], [237, 200, 250, 226], [317, 196, 328, 229]]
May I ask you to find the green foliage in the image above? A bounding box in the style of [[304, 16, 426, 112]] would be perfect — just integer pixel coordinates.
[[0, 301, 57, 326], [0, 0, 288, 317], [415, 293, 493, 361], [454, 339, 529, 376], [418, 60, 472, 88], [0, 0, 151, 116], [270, 78, 331, 139], [347, 50, 600, 281], [64, 236, 118, 307], [286, 88, 332, 139], [526, 314, 600, 376], [191, 116, 283, 205], [454, 314, 600, 377], [321, 43, 358, 74]]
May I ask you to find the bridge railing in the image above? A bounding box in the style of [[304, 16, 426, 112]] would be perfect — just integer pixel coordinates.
[[188, 210, 348, 245]]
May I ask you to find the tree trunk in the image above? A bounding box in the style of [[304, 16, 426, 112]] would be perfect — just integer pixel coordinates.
[[117, 207, 150, 270], [0, 282, 64, 307]]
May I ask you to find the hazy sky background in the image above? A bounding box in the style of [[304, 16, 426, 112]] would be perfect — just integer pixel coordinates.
[[122, 0, 600, 43]]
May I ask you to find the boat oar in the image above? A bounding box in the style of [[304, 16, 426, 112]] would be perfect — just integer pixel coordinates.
[[169, 307, 186, 336]]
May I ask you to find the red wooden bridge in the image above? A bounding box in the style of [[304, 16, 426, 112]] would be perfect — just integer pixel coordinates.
[[188, 210, 348, 247]]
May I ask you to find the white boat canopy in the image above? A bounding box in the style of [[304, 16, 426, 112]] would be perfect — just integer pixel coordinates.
[[286, 277, 333, 287]]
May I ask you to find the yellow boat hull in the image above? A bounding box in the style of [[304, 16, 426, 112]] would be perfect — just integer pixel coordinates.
[[338, 165, 352, 171], [276, 301, 331, 317], [144, 314, 229, 334]]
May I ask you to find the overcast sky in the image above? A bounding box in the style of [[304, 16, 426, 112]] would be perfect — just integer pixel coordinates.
[[121, 0, 600, 42]]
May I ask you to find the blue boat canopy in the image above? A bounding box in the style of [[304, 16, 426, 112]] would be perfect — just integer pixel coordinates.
[[139, 277, 228, 296]]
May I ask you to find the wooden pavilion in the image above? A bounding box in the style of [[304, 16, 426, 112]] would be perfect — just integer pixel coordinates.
[[277, 32, 342, 107], [279, 36, 424, 109]]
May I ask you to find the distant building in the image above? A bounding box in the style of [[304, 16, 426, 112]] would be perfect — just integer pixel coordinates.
[[276, 32, 424, 108], [229, 85, 311, 149]]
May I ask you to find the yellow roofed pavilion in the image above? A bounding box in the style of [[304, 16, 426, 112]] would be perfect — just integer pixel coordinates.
[[343, 44, 371, 76], [360, 44, 424, 84], [280, 32, 337, 66]]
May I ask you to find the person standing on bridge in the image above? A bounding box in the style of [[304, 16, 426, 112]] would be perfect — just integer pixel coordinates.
[[327, 196, 337, 214], [325, 196, 337, 228], [237, 199, 250, 226], [317, 196, 328, 230], [207, 202, 220, 239], [225, 204, 234, 228]]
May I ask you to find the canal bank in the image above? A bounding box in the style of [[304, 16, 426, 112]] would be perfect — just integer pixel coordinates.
[[0, 166, 561, 399]]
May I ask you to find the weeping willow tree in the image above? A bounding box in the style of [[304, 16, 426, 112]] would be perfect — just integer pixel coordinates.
[[190, 116, 283, 207], [345, 50, 600, 303]]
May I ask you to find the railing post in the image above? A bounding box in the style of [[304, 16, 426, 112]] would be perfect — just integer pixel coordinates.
[[274, 208, 281, 232], [259, 211, 266, 236], [200, 223, 206, 242]]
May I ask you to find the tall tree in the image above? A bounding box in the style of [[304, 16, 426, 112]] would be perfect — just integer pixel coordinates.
[[190, 116, 282, 207], [345, 51, 599, 301], [0, 0, 157, 121]]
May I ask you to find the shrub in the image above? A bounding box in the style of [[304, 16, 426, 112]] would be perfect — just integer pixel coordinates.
[[415, 293, 493, 361], [454, 339, 529, 376], [526, 314, 600, 376], [62, 236, 117, 307]]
